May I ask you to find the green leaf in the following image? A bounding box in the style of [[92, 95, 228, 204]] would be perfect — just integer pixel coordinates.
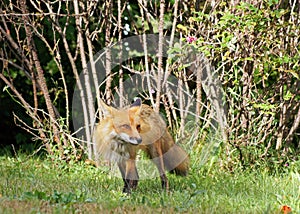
[[286, 70, 299, 79], [177, 24, 188, 33], [284, 90, 293, 101]]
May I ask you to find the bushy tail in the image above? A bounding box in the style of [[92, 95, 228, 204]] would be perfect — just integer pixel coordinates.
[[162, 143, 190, 176]]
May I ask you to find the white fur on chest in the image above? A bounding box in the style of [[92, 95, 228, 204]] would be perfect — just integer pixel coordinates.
[[101, 131, 131, 163]]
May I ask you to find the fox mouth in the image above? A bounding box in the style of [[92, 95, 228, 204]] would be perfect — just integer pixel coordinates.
[[113, 132, 142, 145], [129, 137, 142, 145], [122, 135, 142, 145]]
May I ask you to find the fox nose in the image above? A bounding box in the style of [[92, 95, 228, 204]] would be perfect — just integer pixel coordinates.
[[136, 138, 142, 144], [131, 137, 142, 145]]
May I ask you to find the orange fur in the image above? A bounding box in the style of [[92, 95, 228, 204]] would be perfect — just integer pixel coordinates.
[[94, 99, 189, 193]]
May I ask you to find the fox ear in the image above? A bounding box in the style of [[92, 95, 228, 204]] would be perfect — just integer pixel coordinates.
[[129, 98, 142, 115], [130, 98, 141, 108], [99, 99, 113, 117]]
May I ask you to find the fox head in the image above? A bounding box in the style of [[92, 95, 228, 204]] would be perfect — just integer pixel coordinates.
[[100, 99, 143, 145]]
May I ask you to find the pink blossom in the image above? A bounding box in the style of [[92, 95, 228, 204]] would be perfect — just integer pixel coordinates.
[[150, 88, 155, 94], [186, 36, 197, 43]]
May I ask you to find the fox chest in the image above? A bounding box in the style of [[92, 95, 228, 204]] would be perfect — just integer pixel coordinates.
[[105, 139, 140, 163], [110, 140, 130, 157]]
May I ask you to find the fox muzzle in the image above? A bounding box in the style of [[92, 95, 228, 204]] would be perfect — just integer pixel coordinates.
[[130, 137, 142, 145]]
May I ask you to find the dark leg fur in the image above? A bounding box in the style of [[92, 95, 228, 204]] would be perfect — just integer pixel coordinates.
[[118, 160, 139, 193], [160, 173, 169, 190], [122, 179, 139, 193]]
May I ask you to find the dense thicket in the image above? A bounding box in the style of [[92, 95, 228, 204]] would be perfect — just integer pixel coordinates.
[[0, 0, 299, 168]]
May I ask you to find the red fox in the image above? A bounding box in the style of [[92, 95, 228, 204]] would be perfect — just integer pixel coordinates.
[[94, 98, 189, 193]]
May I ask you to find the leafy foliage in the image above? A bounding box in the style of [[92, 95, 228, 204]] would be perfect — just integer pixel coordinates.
[[0, 0, 299, 171], [185, 1, 300, 168]]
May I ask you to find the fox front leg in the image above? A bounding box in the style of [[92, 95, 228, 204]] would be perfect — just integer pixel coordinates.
[[118, 160, 139, 193], [125, 159, 139, 191], [117, 161, 131, 193], [123, 179, 138, 193]]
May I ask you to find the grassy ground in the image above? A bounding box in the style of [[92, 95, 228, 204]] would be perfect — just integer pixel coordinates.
[[0, 154, 299, 214]]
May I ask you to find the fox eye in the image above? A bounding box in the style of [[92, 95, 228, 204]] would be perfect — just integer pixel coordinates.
[[121, 124, 131, 130], [136, 124, 141, 132]]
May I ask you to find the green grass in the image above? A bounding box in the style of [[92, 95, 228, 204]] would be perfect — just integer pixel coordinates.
[[0, 154, 299, 213]]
